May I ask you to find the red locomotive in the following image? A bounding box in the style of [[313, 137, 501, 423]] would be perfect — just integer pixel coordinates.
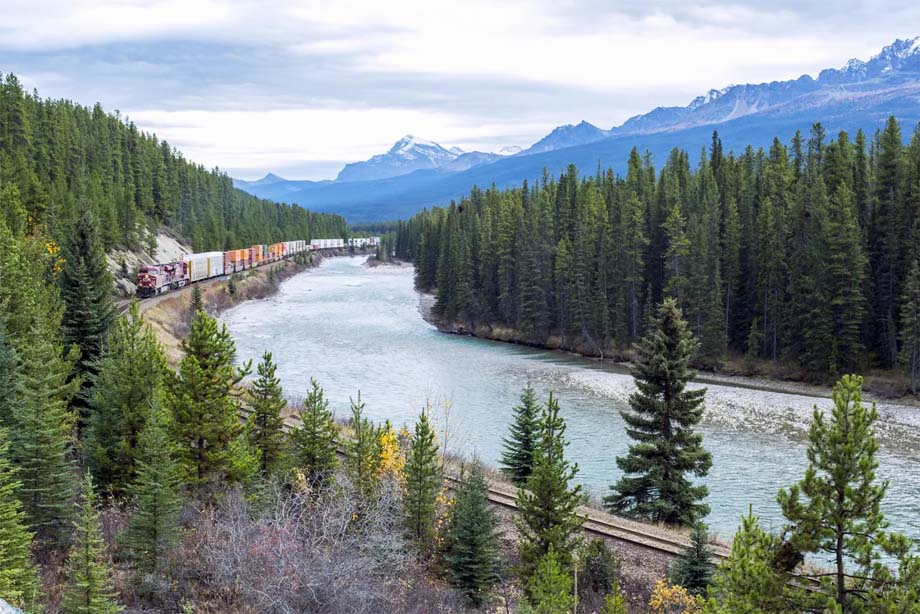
[[135, 261, 189, 298]]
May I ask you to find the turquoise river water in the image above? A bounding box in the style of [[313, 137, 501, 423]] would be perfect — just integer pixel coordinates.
[[222, 256, 920, 546]]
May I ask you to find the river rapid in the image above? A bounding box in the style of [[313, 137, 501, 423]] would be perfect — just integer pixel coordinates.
[[222, 256, 920, 544]]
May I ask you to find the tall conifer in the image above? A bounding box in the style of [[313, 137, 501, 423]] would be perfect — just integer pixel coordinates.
[[61, 473, 121, 614], [246, 352, 287, 476], [516, 394, 583, 579], [59, 210, 116, 426], [500, 384, 542, 486], [444, 462, 501, 604], [121, 410, 182, 575], [290, 378, 338, 485], [0, 427, 38, 610], [403, 410, 441, 553], [167, 310, 250, 492], [900, 261, 920, 395], [88, 301, 166, 495], [606, 298, 711, 525]]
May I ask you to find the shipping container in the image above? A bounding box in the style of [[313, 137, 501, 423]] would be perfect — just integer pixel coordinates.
[[184, 251, 225, 282]]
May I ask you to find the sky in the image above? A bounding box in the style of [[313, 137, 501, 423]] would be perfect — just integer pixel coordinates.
[[2, 1, 918, 180]]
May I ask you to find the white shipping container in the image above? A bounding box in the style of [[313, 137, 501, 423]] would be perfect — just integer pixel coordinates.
[[184, 251, 225, 282]]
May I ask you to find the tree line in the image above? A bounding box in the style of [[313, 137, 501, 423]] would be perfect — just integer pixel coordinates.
[[0, 71, 347, 254], [396, 120, 920, 388]]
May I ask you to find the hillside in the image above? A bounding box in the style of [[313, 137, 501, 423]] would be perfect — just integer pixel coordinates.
[[235, 37, 920, 222], [0, 72, 348, 254]]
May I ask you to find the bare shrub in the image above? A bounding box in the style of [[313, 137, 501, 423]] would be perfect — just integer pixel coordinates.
[[170, 474, 466, 613]]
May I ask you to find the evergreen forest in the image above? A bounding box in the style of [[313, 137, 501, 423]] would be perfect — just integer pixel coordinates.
[[397, 120, 920, 384], [0, 72, 347, 254]]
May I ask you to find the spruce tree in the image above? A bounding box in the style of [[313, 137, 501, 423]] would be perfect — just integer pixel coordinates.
[[246, 352, 287, 476], [15, 325, 77, 540], [500, 384, 541, 486], [121, 410, 182, 575], [59, 210, 117, 426], [899, 260, 920, 395], [190, 284, 203, 314], [290, 378, 338, 486], [403, 410, 441, 553], [87, 301, 166, 496], [61, 473, 122, 614], [167, 309, 250, 493], [516, 394, 584, 580], [344, 393, 380, 501], [669, 521, 714, 596], [525, 546, 575, 614], [823, 182, 866, 374], [0, 427, 38, 610], [777, 374, 890, 610], [606, 298, 711, 526], [444, 462, 501, 605]]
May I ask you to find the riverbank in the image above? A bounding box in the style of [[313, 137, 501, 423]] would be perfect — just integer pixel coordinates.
[[417, 291, 920, 408]]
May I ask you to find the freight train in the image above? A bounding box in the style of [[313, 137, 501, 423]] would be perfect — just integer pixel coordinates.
[[135, 238, 376, 298]]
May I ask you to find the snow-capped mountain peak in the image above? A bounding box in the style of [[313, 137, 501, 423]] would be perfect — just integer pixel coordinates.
[[337, 135, 462, 182]]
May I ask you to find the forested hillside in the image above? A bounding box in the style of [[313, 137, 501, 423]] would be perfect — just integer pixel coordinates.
[[398, 120, 920, 384], [0, 72, 347, 254]]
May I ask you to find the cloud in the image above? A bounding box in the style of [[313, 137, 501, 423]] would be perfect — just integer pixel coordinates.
[[2, 0, 916, 179]]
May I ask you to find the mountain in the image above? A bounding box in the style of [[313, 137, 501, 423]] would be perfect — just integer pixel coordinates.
[[336, 135, 462, 182], [236, 37, 920, 222], [520, 120, 609, 155], [232, 172, 289, 190]]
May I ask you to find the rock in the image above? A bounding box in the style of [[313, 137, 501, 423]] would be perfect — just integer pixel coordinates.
[[116, 278, 137, 297], [0, 599, 23, 614]]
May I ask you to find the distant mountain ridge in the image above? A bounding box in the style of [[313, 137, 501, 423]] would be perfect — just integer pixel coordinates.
[[235, 36, 920, 222]]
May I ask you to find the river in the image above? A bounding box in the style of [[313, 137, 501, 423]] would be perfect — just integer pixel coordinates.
[[222, 256, 920, 544]]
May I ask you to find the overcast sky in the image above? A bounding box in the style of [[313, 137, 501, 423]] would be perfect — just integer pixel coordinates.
[[2, 1, 917, 180]]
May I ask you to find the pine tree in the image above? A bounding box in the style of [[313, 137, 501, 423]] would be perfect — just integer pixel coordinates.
[[190, 284, 203, 314], [709, 508, 789, 613], [669, 522, 714, 596], [403, 410, 441, 553], [290, 378, 338, 486], [121, 410, 181, 575], [61, 473, 122, 614], [0, 427, 38, 610], [516, 394, 584, 580], [167, 309, 250, 492], [777, 374, 890, 610], [344, 393, 380, 501], [246, 352, 287, 476], [87, 301, 166, 496], [444, 462, 501, 605], [59, 210, 117, 426], [900, 260, 920, 395], [526, 546, 575, 614], [606, 298, 711, 526], [599, 580, 627, 614], [500, 384, 541, 486]]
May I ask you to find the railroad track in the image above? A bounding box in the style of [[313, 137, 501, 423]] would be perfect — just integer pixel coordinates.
[[238, 405, 729, 562]]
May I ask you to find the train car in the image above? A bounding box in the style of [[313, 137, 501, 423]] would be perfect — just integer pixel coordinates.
[[224, 248, 249, 273], [184, 251, 225, 282], [135, 261, 188, 298]]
